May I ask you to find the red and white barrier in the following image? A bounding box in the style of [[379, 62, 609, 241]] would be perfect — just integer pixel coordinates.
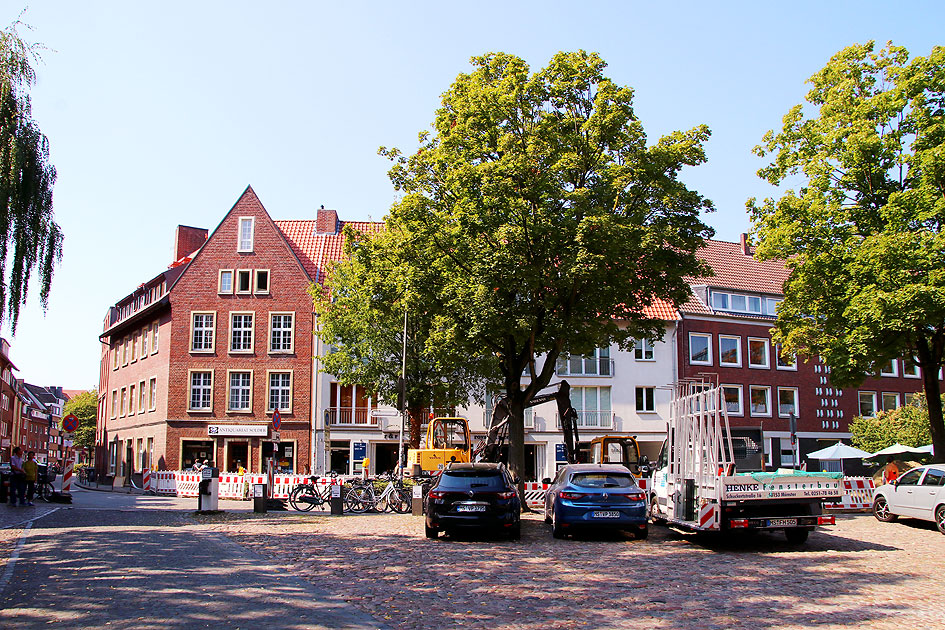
[[523, 476, 649, 509], [62, 460, 74, 494], [143, 468, 152, 493], [825, 476, 875, 511]]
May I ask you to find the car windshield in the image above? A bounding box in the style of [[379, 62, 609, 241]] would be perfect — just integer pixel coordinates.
[[570, 472, 634, 488], [436, 472, 507, 491]]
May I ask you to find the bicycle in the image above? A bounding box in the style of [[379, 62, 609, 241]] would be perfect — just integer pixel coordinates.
[[37, 480, 56, 502], [288, 473, 339, 512], [346, 472, 412, 514]]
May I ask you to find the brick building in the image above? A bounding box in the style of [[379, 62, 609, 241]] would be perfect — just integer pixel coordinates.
[[0, 339, 16, 463]]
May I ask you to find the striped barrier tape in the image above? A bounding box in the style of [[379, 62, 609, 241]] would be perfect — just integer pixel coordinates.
[[62, 460, 73, 494], [143, 468, 152, 493]]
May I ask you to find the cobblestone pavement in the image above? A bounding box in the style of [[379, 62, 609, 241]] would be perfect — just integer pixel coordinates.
[[202, 511, 944, 630]]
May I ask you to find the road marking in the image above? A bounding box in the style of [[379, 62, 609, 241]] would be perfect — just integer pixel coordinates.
[[0, 508, 59, 597]]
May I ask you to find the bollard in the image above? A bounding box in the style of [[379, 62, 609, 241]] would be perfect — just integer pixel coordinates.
[[411, 482, 426, 516], [253, 483, 267, 513], [329, 482, 343, 515]]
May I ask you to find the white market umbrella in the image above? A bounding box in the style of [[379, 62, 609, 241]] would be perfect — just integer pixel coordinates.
[[807, 441, 873, 460], [916, 444, 935, 455], [868, 443, 931, 458]]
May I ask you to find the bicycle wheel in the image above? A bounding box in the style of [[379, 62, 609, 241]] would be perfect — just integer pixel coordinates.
[[40, 482, 56, 502], [346, 486, 374, 513], [388, 487, 412, 514], [289, 485, 318, 512]]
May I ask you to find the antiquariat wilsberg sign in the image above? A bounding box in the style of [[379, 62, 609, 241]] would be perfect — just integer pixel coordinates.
[[207, 425, 269, 437]]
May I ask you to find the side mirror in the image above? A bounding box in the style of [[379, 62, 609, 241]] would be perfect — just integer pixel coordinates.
[[541, 477, 551, 485]]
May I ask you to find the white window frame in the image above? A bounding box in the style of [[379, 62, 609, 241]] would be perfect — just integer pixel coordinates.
[[881, 392, 900, 412], [235, 269, 252, 295], [635, 386, 656, 413], [148, 377, 157, 412], [722, 384, 743, 416], [719, 335, 742, 367], [229, 311, 255, 354], [267, 370, 293, 413], [140, 326, 149, 357], [778, 387, 799, 417], [634, 339, 654, 361], [238, 217, 255, 252], [749, 385, 771, 417], [254, 269, 270, 295], [122, 337, 129, 366], [747, 337, 769, 369], [688, 333, 712, 366], [138, 380, 147, 414], [113, 343, 119, 370], [880, 359, 898, 377], [120, 387, 127, 417], [131, 333, 138, 363], [269, 312, 296, 354], [219, 269, 234, 294], [111, 390, 118, 419], [903, 357, 921, 379], [227, 370, 254, 412], [151, 322, 159, 355], [775, 344, 797, 371], [190, 311, 216, 353], [188, 370, 214, 412], [858, 391, 877, 418]]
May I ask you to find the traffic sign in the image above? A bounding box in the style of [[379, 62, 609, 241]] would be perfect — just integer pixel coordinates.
[[272, 409, 281, 431], [271, 431, 281, 442], [62, 413, 79, 433]]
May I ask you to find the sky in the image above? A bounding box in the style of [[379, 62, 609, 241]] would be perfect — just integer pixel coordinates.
[[2, 1, 943, 390]]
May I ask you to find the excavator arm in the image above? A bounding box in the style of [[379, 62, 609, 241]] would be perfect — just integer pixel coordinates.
[[476, 380, 580, 464]]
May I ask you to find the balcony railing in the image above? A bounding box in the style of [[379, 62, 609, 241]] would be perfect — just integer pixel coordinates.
[[556, 410, 614, 430], [325, 407, 377, 426], [483, 408, 535, 430], [556, 357, 615, 377]]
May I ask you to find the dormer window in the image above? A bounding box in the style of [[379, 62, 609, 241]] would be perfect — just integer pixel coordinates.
[[238, 217, 254, 252], [711, 290, 779, 316]]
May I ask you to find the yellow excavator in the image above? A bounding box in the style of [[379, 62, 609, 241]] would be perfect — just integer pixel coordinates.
[[588, 435, 645, 477], [405, 417, 472, 475]]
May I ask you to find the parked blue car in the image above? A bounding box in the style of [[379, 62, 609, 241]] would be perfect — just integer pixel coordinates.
[[543, 463, 648, 539]]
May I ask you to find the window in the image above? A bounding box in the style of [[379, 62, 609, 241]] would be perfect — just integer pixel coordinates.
[[131, 334, 138, 362], [775, 345, 796, 370], [556, 347, 611, 376], [778, 387, 798, 417], [905, 392, 920, 406], [219, 270, 234, 294], [138, 380, 147, 413], [189, 371, 213, 411], [749, 386, 770, 416], [710, 291, 770, 315], [897, 468, 922, 486], [748, 338, 769, 369], [147, 437, 154, 471], [140, 327, 148, 357], [635, 386, 655, 413], [238, 217, 254, 252], [148, 378, 157, 411], [858, 391, 877, 418], [113, 344, 119, 370], [111, 390, 118, 419], [151, 322, 159, 354], [764, 298, 781, 316], [270, 313, 295, 353], [255, 270, 270, 294], [120, 388, 127, 417], [122, 338, 129, 366], [634, 339, 654, 361], [922, 468, 945, 486], [881, 392, 899, 412], [191, 312, 216, 352], [880, 359, 898, 377], [227, 371, 253, 411], [722, 385, 742, 415], [719, 336, 741, 367], [569, 386, 612, 428], [268, 371, 293, 412], [230, 312, 255, 353], [903, 357, 920, 378], [236, 270, 252, 294], [689, 333, 712, 365]]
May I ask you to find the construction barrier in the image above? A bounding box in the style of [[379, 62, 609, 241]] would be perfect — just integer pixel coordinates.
[[142, 468, 152, 493], [522, 476, 649, 509], [825, 476, 875, 511], [62, 460, 73, 494], [145, 472, 343, 500]]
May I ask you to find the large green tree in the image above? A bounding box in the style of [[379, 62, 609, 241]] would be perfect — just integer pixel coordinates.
[[379, 51, 714, 485], [750, 42, 945, 462], [63, 389, 97, 454], [313, 225, 489, 453], [0, 21, 62, 332], [850, 396, 934, 454]]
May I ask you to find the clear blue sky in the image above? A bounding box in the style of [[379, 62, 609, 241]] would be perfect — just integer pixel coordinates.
[[3, 1, 943, 389]]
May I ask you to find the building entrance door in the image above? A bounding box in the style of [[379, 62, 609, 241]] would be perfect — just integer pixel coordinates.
[[227, 442, 249, 473], [373, 443, 399, 476]]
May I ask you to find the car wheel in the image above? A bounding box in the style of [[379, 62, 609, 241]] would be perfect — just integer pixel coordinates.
[[636, 525, 649, 540], [785, 528, 809, 545], [650, 496, 666, 525], [936, 505, 945, 535], [425, 524, 438, 539], [544, 504, 552, 524], [872, 496, 898, 523], [551, 511, 565, 539]]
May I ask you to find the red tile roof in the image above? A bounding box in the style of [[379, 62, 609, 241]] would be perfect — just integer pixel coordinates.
[[695, 239, 790, 295], [641, 298, 680, 321], [275, 220, 383, 284]]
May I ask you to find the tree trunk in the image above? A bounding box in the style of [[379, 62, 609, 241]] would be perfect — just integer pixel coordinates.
[[922, 369, 945, 464], [507, 395, 527, 509], [407, 404, 424, 449]]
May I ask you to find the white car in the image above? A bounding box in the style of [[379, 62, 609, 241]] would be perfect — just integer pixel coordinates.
[[872, 464, 945, 535]]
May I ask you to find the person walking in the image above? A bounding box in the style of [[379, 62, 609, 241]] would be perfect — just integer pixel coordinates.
[[9, 447, 26, 506], [23, 451, 38, 506]]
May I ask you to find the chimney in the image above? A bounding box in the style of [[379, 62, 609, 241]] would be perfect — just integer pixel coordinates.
[[740, 233, 751, 256], [174, 225, 209, 261], [316, 205, 339, 235]]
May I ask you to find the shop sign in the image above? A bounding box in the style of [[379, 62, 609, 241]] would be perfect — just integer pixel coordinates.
[[208, 424, 268, 437]]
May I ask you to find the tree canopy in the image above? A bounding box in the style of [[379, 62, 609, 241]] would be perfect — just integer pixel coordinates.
[[63, 389, 97, 453], [0, 21, 62, 332], [750, 41, 945, 462], [377, 51, 714, 482]]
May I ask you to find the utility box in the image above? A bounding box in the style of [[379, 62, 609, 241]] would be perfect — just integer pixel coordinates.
[[253, 483, 267, 513], [329, 483, 343, 515], [411, 482, 426, 516], [197, 467, 219, 512]]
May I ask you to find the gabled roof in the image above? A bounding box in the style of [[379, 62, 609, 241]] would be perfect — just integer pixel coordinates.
[[696, 239, 790, 295], [275, 220, 383, 284], [640, 299, 680, 321]]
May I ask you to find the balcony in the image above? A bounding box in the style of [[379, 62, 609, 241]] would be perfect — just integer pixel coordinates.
[[556, 356, 615, 377], [325, 407, 377, 427], [557, 410, 614, 430], [483, 408, 535, 430]]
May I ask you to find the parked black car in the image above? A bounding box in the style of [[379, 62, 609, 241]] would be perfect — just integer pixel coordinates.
[[424, 463, 521, 539]]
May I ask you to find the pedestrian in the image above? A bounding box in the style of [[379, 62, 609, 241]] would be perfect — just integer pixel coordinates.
[[882, 456, 899, 484], [23, 451, 38, 506], [9, 447, 26, 506]]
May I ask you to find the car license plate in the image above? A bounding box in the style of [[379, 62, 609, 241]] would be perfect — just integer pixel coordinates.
[[457, 504, 487, 512], [767, 518, 798, 527], [593, 511, 620, 519]]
